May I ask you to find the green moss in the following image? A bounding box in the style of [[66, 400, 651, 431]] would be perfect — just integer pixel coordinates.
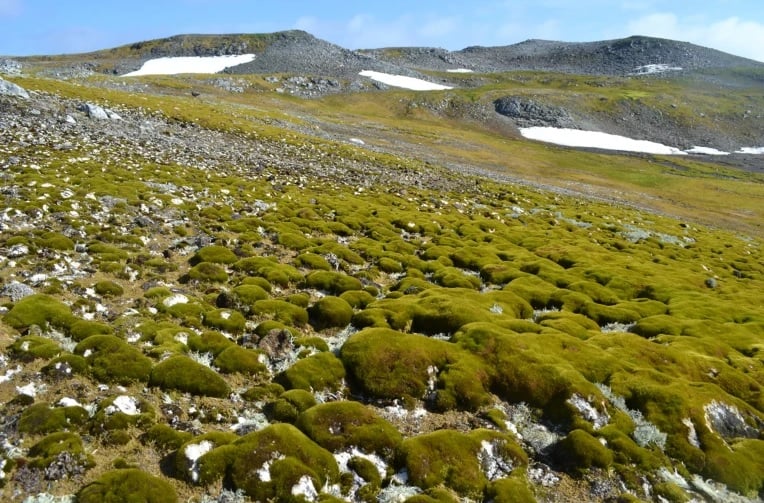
[[90, 395, 155, 434], [278, 351, 346, 392], [214, 345, 266, 375], [339, 289, 376, 308], [18, 403, 87, 434], [28, 431, 94, 471], [555, 429, 614, 474], [68, 319, 114, 341], [202, 308, 246, 333], [187, 330, 233, 356], [94, 280, 124, 297], [295, 336, 330, 352], [252, 299, 309, 326], [309, 296, 354, 330], [75, 334, 153, 384], [142, 423, 193, 451], [144, 286, 173, 299], [487, 475, 537, 503], [41, 353, 88, 376], [378, 256, 404, 274], [278, 231, 313, 250], [191, 245, 239, 265], [77, 469, 178, 503], [150, 355, 230, 397], [37, 231, 75, 250], [230, 423, 338, 501], [285, 291, 311, 307], [3, 293, 76, 332], [9, 335, 60, 361], [400, 429, 525, 498], [297, 401, 402, 458], [653, 482, 689, 503], [186, 261, 229, 283], [239, 275, 274, 292], [296, 252, 332, 271], [305, 270, 363, 294], [631, 315, 684, 338], [230, 284, 269, 307]]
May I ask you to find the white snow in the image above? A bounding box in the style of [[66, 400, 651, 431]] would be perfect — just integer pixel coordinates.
[[291, 475, 319, 501], [736, 146, 764, 154], [359, 70, 452, 91], [106, 395, 140, 416], [446, 68, 474, 73], [16, 382, 38, 397], [686, 146, 729, 155], [124, 54, 255, 77], [0, 365, 21, 383], [630, 64, 683, 75], [184, 440, 214, 483], [163, 293, 189, 307], [520, 126, 686, 155]]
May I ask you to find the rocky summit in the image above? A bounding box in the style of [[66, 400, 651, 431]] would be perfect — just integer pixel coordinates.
[[0, 30, 763, 503]]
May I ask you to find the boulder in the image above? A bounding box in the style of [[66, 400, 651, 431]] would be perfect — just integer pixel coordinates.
[[79, 102, 122, 120], [0, 76, 29, 99], [494, 96, 575, 128]]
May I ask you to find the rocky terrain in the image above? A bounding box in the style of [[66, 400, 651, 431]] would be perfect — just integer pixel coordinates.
[[0, 30, 763, 503]]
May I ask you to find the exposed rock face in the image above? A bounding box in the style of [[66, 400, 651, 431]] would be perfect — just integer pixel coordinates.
[[0, 77, 29, 99], [0, 58, 22, 75], [78, 103, 122, 120], [494, 96, 577, 128]]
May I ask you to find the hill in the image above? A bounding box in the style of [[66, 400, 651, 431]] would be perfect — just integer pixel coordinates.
[[0, 30, 763, 503]]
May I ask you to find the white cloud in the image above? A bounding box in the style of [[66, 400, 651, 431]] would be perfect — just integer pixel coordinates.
[[627, 13, 764, 62], [0, 0, 21, 17]]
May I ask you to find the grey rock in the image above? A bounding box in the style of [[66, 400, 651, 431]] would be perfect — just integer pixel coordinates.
[[494, 96, 576, 128], [2, 281, 35, 301], [79, 102, 122, 120], [0, 58, 22, 75], [0, 76, 30, 99]]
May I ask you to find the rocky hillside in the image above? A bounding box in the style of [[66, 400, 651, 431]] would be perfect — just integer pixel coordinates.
[[0, 31, 763, 503]]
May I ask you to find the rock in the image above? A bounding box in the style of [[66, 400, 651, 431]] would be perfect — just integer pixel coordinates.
[[78, 103, 122, 120], [2, 281, 35, 302], [0, 58, 22, 75], [494, 96, 576, 128], [257, 328, 295, 362], [0, 76, 30, 99]]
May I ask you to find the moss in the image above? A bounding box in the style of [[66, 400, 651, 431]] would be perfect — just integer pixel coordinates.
[[285, 291, 311, 307], [348, 456, 382, 487], [142, 423, 193, 451], [296, 401, 402, 458], [631, 314, 684, 338], [487, 475, 537, 503], [252, 299, 309, 326], [230, 423, 338, 501], [230, 284, 269, 307], [433, 267, 481, 289], [150, 355, 230, 397], [28, 431, 94, 471], [202, 308, 246, 333], [305, 270, 363, 294], [296, 252, 332, 271], [214, 345, 266, 375], [187, 330, 233, 356], [18, 402, 87, 434], [94, 280, 124, 297], [378, 256, 404, 274], [37, 231, 75, 250], [144, 286, 173, 299], [555, 429, 614, 474], [295, 336, 330, 352], [68, 319, 114, 341], [278, 351, 346, 392], [41, 353, 88, 377], [191, 245, 239, 265], [653, 482, 689, 503], [3, 293, 76, 332], [77, 469, 178, 503], [278, 231, 313, 250], [75, 334, 153, 384], [9, 335, 60, 361], [90, 395, 155, 434], [339, 289, 376, 308], [309, 296, 354, 330], [185, 261, 229, 283], [239, 275, 274, 292], [400, 429, 524, 499], [242, 382, 285, 402]]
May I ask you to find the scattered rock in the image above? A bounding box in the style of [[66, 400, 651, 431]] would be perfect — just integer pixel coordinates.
[[78, 103, 121, 120], [0, 58, 22, 75], [0, 76, 30, 99], [494, 96, 576, 128]]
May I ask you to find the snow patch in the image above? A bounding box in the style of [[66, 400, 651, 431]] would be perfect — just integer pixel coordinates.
[[163, 294, 189, 307], [630, 64, 683, 75], [124, 54, 256, 76], [686, 146, 729, 155], [520, 127, 686, 155], [16, 382, 38, 397], [736, 146, 764, 154], [446, 68, 474, 73], [105, 395, 140, 416], [291, 475, 319, 502], [359, 70, 452, 91], [184, 440, 214, 483]]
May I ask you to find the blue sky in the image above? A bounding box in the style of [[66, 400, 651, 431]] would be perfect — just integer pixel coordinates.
[[2, 0, 764, 61]]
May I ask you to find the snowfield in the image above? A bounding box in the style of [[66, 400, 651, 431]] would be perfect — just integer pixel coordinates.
[[630, 64, 683, 75], [359, 70, 452, 91], [519, 127, 686, 155], [123, 54, 255, 76]]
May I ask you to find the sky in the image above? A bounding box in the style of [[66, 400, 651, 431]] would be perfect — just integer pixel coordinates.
[[1, 0, 764, 62]]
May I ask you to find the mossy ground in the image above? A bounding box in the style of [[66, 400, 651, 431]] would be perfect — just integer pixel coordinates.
[[1, 66, 763, 502]]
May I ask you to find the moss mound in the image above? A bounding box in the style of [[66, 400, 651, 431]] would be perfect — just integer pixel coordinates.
[[308, 295, 354, 330], [77, 469, 178, 503], [214, 345, 266, 375], [278, 351, 346, 392], [150, 355, 230, 397], [297, 401, 402, 457], [3, 294, 76, 332], [75, 335, 153, 384]]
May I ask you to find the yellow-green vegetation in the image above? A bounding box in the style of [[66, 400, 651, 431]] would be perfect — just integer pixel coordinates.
[[1, 56, 764, 503]]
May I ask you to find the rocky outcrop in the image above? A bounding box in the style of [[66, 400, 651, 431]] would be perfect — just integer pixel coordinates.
[[0, 77, 29, 99], [78, 103, 122, 120], [0, 58, 22, 75], [494, 96, 577, 128]]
